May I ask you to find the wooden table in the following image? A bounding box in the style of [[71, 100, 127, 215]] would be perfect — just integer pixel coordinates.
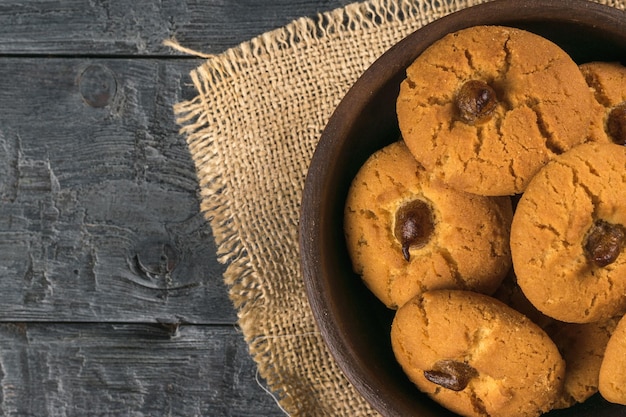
[[0, 1, 352, 414]]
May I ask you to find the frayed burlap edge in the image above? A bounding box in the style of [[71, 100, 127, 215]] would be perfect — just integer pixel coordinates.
[[174, 0, 626, 415]]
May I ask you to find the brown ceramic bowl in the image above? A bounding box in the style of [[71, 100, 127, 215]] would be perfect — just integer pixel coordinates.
[[300, 0, 626, 416]]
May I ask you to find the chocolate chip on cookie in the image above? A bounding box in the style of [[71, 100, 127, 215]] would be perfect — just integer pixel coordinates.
[[391, 290, 565, 417], [512, 142, 626, 323], [344, 141, 512, 309], [397, 25, 592, 196]]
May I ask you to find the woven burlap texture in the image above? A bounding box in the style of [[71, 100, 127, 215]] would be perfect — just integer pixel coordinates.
[[174, 0, 625, 415]]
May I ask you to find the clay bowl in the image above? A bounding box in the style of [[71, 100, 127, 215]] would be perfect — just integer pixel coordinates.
[[300, 0, 626, 416]]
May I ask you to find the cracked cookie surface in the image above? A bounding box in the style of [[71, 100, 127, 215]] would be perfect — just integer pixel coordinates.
[[511, 142, 626, 323], [390, 290, 565, 417], [549, 316, 619, 408], [343, 141, 512, 309], [493, 271, 619, 409], [396, 25, 592, 196], [580, 61, 626, 145]]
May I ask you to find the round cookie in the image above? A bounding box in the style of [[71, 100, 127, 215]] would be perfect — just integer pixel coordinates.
[[344, 141, 512, 309], [599, 313, 626, 405], [390, 290, 565, 417], [580, 61, 626, 145], [511, 142, 626, 323], [397, 25, 592, 196]]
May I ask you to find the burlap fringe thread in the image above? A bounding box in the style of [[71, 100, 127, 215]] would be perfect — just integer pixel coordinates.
[[174, 0, 626, 415]]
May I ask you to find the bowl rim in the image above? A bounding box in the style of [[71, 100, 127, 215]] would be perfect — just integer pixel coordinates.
[[300, 0, 626, 415]]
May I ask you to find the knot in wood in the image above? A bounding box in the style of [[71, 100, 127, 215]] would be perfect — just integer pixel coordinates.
[[134, 240, 179, 279], [78, 64, 117, 108]]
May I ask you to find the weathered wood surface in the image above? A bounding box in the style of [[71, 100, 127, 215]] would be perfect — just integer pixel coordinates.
[[0, 0, 356, 414], [0, 58, 231, 323], [0, 0, 354, 56], [0, 323, 280, 416]]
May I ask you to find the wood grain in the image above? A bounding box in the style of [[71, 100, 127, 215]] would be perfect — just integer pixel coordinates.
[[0, 1, 361, 413], [0, 0, 355, 56], [0, 58, 236, 324], [0, 323, 284, 416]]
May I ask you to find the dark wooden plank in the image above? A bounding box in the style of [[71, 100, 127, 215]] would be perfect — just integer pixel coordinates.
[[0, 323, 285, 416], [0, 2, 357, 414], [0, 0, 355, 56], [0, 57, 236, 323]]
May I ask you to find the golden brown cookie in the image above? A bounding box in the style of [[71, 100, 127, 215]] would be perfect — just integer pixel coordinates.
[[550, 317, 619, 409], [599, 314, 626, 405], [397, 25, 592, 196], [580, 61, 626, 145], [493, 271, 619, 408], [492, 269, 556, 330], [344, 141, 512, 309], [511, 142, 626, 323], [391, 290, 565, 417]]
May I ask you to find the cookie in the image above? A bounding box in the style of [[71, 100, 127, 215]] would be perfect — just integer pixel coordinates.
[[390, 290, 565, 417], [397, 25, 592, 196], [492, 269, 556, 330], [550, 317, 619, 408], [599, 314, 626, 405], [344, 141, 512, 309], [511, 142, 626, 323], [580, 61, 626, 145], [493, 271, 619, 408]]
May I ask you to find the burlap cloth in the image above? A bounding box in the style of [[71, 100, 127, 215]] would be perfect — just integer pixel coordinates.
[[174, 0, 625, 415]]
